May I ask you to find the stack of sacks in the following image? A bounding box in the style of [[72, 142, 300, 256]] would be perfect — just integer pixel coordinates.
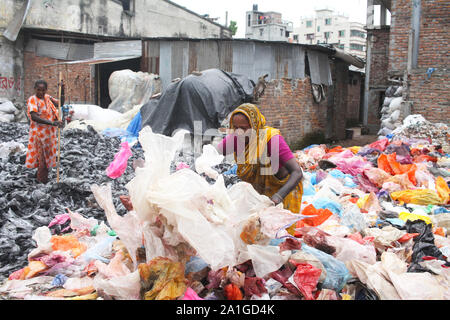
[[378, 86, 404, 138], [0, 99, 18, 123]]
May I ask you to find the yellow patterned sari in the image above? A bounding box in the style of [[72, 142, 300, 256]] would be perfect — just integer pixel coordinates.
[[230, 104, 303, 214]]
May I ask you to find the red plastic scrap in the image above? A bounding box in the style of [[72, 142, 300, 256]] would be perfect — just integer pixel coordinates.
[[397, 233, 420, 243], [279, 238, 302, 252], [224, 283, 243, 300], [243, 277, 268, 297], [270, 268, 301, 296], [291, 263, 322, 300]]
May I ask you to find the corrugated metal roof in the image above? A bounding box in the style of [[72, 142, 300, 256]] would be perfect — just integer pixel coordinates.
[[43, 56, 140, 67]]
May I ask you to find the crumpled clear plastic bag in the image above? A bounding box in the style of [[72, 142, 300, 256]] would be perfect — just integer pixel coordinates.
[[93, 270, 141, 300], [27, 227, 53, 260], [300, 243, 351, 291], [244, 244, 290, 278], [194, 144, 224, 179], [326, 235, 377, 265], [381, 252, 447, 300], [106, 142, 132, 179], [91, 183, 146, 268]]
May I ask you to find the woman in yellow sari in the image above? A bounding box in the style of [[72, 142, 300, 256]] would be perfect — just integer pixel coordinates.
[[217, 103, 303, 213]]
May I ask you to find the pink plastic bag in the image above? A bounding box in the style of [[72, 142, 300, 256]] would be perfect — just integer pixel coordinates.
[[181, 287, 204, 300], [106, 142, 132, 179], [368, 138, 389, 152]]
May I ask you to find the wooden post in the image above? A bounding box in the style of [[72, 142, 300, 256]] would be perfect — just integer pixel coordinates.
[[56, 72, 62, 183]]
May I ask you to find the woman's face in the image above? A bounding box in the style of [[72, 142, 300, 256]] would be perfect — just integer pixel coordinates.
[[232, 113, 251, 135], [35, 84, 47, 99], [232, 113, 252, 145]]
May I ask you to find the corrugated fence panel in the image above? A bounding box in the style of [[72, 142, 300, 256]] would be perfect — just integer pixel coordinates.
[[254, 43, 273, 81], [196, 40, 220, 72], [159, 41, 172, 89], [171, 41, 189, 80], [218, 41, 233, 72], [94, 40, 141, 58], [291, 46, 305, 80], [232, 42, 256, 81]]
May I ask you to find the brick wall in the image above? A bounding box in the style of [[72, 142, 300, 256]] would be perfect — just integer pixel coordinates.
[[388, 0, 412, 74], [409, 70, 450, 124], [416, 0, 450, 69], [23, 51, 94, 105], [331, 61, 349, 140], [256, 77, 328, 144], [386, 0, 450, 125], [347, 72, 363, 122], [368, 27, 390, 87]]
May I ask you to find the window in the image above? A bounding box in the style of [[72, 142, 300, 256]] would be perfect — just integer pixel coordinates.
[[248, 14, 251, 27], [259, 28, 264, 36], [350, 43, 364, 51], [351, 30, 366, 38], [306, 20, 313, 28], [324, 32, 331, 39], [281, 28, 283, 36], [317, 26, 320, 32], [325, 18, 332, 25], [306, 33, 315, 40], [293, 35, 298, 41], [339, 30, 345, 37]]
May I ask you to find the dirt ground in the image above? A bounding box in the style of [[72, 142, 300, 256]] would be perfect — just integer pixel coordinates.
[[334, 134, 378, 148]]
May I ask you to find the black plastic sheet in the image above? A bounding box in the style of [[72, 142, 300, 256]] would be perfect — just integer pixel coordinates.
[[140, 69, 254, 136]]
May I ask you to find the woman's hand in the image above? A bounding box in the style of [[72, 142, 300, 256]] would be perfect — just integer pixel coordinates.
[[271, 193, 283, 206], [52, 120, 64, 128]]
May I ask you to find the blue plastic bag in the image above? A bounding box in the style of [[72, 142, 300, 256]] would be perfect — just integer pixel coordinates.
[[52, 274, 68, 287], [224, 164, 237, 175], [312, 198, 342, 216], [126, 111, 142, 137], [80, 235, 117, 264], [185, 256, 209, 275], [301, 243, 351, 291]]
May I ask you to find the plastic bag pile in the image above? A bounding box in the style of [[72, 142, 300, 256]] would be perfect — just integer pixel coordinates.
[[1, 116, 449, 300]]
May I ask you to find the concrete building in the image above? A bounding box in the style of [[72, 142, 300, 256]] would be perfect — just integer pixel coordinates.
[[363, 0, 449, 134], [0, 0, 231, 104], [292, 9, 367, 61], [244, 4, 293, 42]]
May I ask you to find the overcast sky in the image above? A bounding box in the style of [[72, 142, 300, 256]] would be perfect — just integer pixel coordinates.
[[171, 0, 370, 37]]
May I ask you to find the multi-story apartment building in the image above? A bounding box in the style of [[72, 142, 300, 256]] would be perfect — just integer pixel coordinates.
[[292, 9, 366, 60], [245, 4, 293, 42]]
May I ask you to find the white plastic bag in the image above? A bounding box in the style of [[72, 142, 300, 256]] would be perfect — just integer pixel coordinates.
[[27, 226, 53, 259], [195, 144, 224, 179]]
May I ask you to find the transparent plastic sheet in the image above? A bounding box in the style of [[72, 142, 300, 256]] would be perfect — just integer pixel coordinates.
[[194, 144, 224, 179], [326, 235, 377, 265], [300, 243, 351, 291], [245, 245, 290, 278], [345, 260, 401, 300], [91, 183, 144, 268], [381, 252, 447, 300], [93, 270, 141, 300]]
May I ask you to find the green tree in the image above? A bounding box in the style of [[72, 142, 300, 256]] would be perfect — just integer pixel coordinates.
[[229, 20, 237, 36]]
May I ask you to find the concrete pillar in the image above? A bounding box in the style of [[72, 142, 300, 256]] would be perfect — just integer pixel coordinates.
[[380, 4, 387, 26], [411, 0, 422, 69], [367, 0, 375, 29]]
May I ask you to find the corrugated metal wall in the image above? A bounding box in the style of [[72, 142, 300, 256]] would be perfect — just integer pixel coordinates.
[[142, 39, 310, 89]]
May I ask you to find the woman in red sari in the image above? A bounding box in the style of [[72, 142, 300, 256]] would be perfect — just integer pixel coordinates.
[[25, 80, 64, 183]]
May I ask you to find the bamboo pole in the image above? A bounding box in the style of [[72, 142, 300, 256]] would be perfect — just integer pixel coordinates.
[[56, 72, 62, 183]]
